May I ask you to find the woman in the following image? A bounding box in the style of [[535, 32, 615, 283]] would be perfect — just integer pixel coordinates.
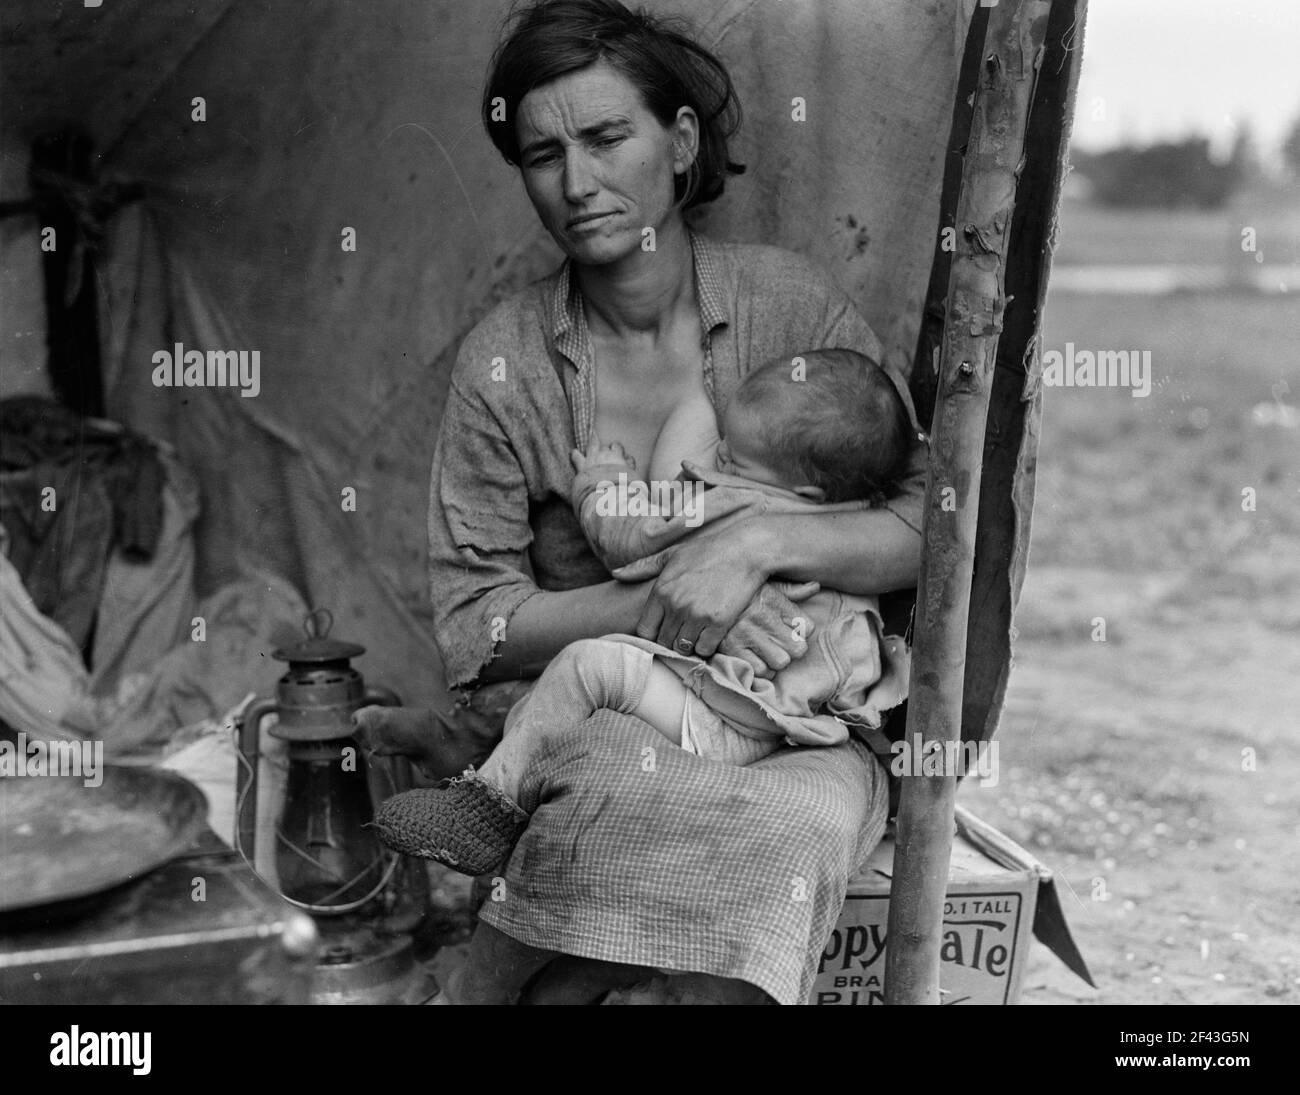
[[377, 0, 928, 1004]]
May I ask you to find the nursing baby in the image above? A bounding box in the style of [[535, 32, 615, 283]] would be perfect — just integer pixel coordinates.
[[372, 348, 914, 873]]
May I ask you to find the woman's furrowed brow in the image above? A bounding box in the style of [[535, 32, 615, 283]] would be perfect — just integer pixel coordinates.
[[521, 118, 632, 157], [520, 135, 559, 158], [583, 117, 633, 137]]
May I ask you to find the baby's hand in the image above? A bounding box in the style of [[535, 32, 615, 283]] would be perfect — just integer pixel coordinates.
[[570, 434, 636, 473], [589, 438, 633, 467]]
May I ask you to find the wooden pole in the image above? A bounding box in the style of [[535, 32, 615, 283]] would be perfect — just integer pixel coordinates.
[[884, 0, 1056, 1005]]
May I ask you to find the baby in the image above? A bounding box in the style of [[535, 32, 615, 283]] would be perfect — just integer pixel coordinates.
[[373, 348, 915, 874]]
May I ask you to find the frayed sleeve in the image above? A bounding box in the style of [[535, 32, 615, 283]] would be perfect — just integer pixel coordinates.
[[427, 373, 542, 690]]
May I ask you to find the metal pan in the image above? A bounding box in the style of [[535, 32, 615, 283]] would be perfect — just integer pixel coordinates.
[[0, 764, 209, 922]]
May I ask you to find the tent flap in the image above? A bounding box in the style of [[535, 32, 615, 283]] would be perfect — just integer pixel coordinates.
[[3, 0, 974, 710]]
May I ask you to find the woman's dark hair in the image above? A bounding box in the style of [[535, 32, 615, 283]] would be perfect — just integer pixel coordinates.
[[483, 0, 745, 210], [732, 349, 913, 506]]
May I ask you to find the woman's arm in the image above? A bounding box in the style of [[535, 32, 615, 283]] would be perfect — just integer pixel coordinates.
[[631, 428, 928, 659], [632, 505, 920, 660], [480, 568, 820, 682], [477, 579, 652, 683], [746, 436, 927, 593], [748, 506, 922, 592]]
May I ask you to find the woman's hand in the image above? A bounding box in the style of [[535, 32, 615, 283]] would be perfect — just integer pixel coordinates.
[[351, 704, 500, 782], [623, 520, 817, 672], [715, 580, 821, 678]]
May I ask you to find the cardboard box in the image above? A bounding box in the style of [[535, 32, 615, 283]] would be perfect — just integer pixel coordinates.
[[813, 804, 1070, 1005]]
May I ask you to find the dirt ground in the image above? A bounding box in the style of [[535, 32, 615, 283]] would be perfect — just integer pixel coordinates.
[[959, 275, 1300, 1004]]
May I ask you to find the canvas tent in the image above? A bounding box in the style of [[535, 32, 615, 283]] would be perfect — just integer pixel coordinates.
[[2, 0, 980, 719]]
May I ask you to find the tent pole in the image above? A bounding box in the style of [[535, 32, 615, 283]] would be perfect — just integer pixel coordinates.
[[884, 0, 1057, 1006]]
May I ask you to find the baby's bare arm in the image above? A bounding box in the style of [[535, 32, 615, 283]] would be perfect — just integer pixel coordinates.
[[570, 437, 691, 569]]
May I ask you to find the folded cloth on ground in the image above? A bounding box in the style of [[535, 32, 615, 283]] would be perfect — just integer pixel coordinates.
[[0, 539, 104, 739], [478, 709, 889, 1006], [0, 396, 167, 651], [0, 545, 307, 756]]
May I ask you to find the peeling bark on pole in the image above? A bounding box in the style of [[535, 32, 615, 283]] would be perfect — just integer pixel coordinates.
[[884, 0, 1056, 1006]]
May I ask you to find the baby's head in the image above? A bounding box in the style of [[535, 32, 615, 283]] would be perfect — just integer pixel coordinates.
[[716, 348, 911, 504]]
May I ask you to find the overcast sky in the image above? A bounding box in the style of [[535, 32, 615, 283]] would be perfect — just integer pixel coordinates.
[[1071, 0, 1300, 159]]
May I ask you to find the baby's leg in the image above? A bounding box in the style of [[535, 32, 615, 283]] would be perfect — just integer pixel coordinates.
[[478, 638, 684, 799], [678, 693, 783, 766], [625, 660, 689, 744], [372, 638, 691, 875]]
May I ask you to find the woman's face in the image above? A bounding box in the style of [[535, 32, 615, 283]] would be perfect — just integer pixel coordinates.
[[516, 60, 698, 267]]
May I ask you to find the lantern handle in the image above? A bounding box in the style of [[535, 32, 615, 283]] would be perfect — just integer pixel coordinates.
[[303, 607, 334, 640]]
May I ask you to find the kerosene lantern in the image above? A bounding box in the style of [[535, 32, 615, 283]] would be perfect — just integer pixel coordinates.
[[236, 610, 435, 1004]]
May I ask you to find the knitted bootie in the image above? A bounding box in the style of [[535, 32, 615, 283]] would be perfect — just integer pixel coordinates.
[[370, 770, 528, 875]]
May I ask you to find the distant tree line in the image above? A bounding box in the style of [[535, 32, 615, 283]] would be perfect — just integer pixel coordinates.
[[1071, 135, 1250, 210], [1072, 111, 1300, 210], [1284, 113, 1300, 182]]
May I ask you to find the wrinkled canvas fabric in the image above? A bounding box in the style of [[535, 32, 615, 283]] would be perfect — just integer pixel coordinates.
[[4, 0, 969, 705], [88, 451, 201, 697], [0, 536, 96, 741], [0, 539, 306, 758]]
